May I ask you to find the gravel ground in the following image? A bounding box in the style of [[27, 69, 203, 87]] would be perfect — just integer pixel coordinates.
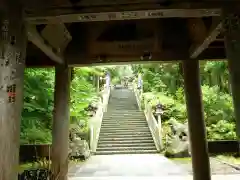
[[172, 158, 240, 175]]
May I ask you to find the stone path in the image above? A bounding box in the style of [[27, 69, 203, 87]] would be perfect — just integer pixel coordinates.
[[173, 158, 240, 175], [69, 175, 240, 180], [69, 154, 187, 177]]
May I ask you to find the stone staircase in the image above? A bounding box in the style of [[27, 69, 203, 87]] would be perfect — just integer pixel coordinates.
[[96, 88, 158, 155]]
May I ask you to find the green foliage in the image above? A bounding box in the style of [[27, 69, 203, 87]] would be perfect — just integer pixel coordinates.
[[21, 67, 101, 144], [21, 62, 236, 144], [21, 68, 55, 144], [132, 61, 236, 140], [201, 85, 234, 126]]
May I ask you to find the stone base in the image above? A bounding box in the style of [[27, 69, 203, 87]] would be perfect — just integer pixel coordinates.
[[165, 150, 190, 158]]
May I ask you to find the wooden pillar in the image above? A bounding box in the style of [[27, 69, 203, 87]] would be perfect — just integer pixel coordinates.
[[224, 14, 240, 152], [182, 60, 211, 180], [0, 1, 26, 180], [51, 66, 71, 180]]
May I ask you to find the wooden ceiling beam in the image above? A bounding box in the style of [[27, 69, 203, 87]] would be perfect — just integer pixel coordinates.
[[25, 46, 226, 68], [26, 24, 64, 64], [189, 19, 223, 59], [25, 8, 221, 24]]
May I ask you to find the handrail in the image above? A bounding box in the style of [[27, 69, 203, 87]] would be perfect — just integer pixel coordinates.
[[133, 81, 162, 151], [133, 82, 142, 110], [89, 85, 110, 153], [144, 100, 162, 151]]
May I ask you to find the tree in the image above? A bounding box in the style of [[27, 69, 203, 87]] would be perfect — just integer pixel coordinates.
[[132, 61, 236, 140], [21, 67, 103, 144]]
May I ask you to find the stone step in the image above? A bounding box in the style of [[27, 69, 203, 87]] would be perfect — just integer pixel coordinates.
[[99, 131, 152, 135], [108, 101, 136, 103], [97, 142, 155, 148], [105, 110, 142, 113], [97, 90, 156, 155], [105, 109, 142, 112], [108, 105, 137, 107], [100, 130, 150, 135], [95, 149, 158, 155], [104, 119, 146, 121], [99, 132, 151, 136], [101, 124, 148, 128], [108, 102, 135, 103], [102, 120, 146, 124], [104, 113, 144, 116], [104, 110, 144, 116], [102, 118, 146, 122], [100, 126, 149, 130], [108, 105, 137, 108], [101, 125, 148, 128], [103, 119, 145, 122], [97, 146, 157, 152], [98, 139, 155, 144], [99, 132, 152, 137], [100, 128, 150, 133], [102, 120, 146, 123], [108, 105, 137, 111], [108, 103, 137, 105], [101, 126, 148, 129], [103, 116, 145, 118], [111, 105, 137, 106], [107, 108, 138, 111], [102, 122, 148, 126], [99, 136, 154, 141]]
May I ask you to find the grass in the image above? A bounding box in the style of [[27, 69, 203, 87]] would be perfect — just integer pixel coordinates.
[[217, 155, 240, 165], [19, 159, 85, 174], [18, 163, 35, 174], [168, 155, 240, 165]]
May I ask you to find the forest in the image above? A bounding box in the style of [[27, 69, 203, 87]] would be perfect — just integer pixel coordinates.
[[131, 61, 236, 141], [20, 61, 236, 145], [21, 67, 103, 144]]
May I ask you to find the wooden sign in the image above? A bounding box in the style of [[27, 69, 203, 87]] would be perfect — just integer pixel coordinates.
[[88, 40, 158, 55]]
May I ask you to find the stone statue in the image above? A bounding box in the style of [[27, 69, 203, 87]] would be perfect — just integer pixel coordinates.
[[165, 118, 191, 158], [69, 133, 90, 160]]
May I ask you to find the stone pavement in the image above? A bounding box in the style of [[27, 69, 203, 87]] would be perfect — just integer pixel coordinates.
[[69, 175, 240, 180], [69, 154, 188, 177]]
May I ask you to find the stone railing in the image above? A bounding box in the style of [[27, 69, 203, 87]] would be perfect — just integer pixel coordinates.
[[89, 85, 110, 153], [133, 83, 162, 151], [144, 100, 162, 151], [133, 82, 142, 110]]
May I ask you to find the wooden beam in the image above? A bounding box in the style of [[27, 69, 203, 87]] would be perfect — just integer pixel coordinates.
[[225, 14, 240, 150], [51, 66, 71, 180], [25, 8, 221, 24], [0, 2, 27, 180], [26, 24, 64, 64], [190, 20, 223, 59], [182, 59, 211, 180], [25, 48, 227, 68]]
